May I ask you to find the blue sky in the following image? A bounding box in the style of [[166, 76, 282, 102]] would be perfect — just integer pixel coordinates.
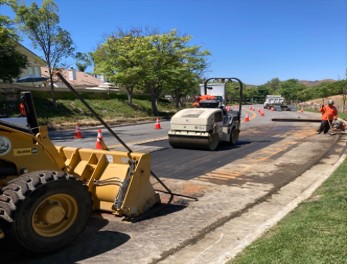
[[1, 0, 346, 85]]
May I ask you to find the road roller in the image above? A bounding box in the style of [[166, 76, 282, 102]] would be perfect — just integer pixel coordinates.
[[168, 77, 243, 150]]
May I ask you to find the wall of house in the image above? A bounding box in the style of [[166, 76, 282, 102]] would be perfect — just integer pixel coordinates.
[[20, 66, 42, 77], [16, 44, 46, 79]]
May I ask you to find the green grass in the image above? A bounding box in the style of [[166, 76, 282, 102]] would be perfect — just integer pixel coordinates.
[[230, 158, 347, 264], [304, 108, 347, 120], [338, 111, 347, 120], [1, 91, 177, 128]]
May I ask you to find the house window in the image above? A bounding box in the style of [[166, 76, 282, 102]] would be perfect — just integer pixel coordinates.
[[28, 66, 41, 76]]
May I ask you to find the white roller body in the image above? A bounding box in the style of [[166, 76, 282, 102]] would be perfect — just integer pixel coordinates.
[[168, 108, 239, 150], [169, 108, 223, 136]]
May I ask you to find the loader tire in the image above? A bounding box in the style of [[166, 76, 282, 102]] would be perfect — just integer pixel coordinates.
[[0, 171, 91, 253]]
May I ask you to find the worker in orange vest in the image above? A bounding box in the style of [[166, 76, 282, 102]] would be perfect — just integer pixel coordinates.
[[317, 99, 338, 134], [192, 95, 200, 107]]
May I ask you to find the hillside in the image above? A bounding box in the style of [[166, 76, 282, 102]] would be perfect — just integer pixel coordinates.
[[247, 79, 336, 87], [298, 79, 335, 86], [300, 94, 345, 112]]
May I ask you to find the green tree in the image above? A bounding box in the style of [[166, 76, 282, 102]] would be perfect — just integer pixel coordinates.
[[316, 82, 331, 100], [296, 86, 312, 102], [153, 32, 209, 109], [94, 28, 209, 115], [254, 85, 272, 103], [241, 85, 260, 104], [144, 31, 209, 115], [94, 28, 152, 107], [165, 72, 202, 109], [12, 0, 75, 106], [265, 78, 281, 94], [327, 80, 346, 96], [0, 1, 28, 82], [225, 82, 241, 103], [278, 79, 305, 102], [75, 52, 93, 72]]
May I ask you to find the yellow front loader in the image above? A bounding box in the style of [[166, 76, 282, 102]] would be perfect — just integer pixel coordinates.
[[0, 77, 166, 253]]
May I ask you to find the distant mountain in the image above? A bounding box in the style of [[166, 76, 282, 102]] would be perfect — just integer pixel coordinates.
[[298, 79, 336, 86], [246, 79, 336, 87]]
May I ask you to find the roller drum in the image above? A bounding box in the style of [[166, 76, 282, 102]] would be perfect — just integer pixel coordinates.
[[168, 133, 219, 151]]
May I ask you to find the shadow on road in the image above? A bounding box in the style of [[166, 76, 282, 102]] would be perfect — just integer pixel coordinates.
[[0, 214, 130, 264], [127, 203, 187, 223]]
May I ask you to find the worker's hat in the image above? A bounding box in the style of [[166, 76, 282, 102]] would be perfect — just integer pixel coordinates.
[[328, 99, 334, 105]]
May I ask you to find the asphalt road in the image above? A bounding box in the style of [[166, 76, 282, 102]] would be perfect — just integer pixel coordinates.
[[1, 106, 343, 264]]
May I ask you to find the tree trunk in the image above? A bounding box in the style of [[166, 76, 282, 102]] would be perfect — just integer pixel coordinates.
[[343, 87, 346, 113], [48, 69, 56, 108], [126, 88, 133, 106], [150, 89, 158, 116], [174, 90, 181, 109]]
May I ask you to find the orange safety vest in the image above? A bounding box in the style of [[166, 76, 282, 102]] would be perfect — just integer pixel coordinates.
[[320, 105, 337, 120]]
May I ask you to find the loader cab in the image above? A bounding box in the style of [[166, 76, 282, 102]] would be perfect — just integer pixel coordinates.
[[0, 117, 31, 134]]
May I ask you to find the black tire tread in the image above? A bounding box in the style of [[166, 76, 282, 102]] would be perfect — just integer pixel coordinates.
[[0, 171, 71, 223], [0, 170, 91, 252]]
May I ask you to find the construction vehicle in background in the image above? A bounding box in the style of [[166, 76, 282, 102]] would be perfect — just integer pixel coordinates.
[[0, 73, 171, 253], [168, 77, 243, 151], [263, 95, 290, 111]]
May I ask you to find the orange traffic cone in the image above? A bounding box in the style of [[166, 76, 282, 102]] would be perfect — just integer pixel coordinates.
[[155, 117, 162, 129], [260, 110, 265, 116], [95, 129, 108, 150], [244, 113, 250, 122], [74, 123, 82, 139]]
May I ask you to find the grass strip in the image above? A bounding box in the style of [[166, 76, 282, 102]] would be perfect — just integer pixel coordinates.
[[231, 157, 347, 264]]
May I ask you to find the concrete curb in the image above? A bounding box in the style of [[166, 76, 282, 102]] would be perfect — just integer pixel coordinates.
[[224, 150, 347, 262]]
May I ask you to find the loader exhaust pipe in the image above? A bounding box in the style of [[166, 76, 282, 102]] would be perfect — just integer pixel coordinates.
[[21, 91, 39, 134]]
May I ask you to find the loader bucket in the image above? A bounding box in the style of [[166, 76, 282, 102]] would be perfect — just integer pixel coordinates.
[[56, 146, 160, 217]]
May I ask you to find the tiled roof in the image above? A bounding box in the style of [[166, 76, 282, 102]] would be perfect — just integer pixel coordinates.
[[41, 67, 102, 87]]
